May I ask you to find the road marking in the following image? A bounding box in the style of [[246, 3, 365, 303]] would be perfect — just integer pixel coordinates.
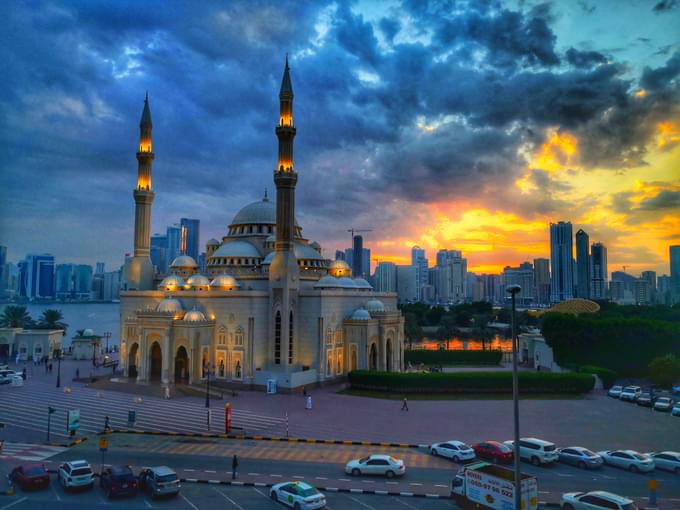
[[346, 495, 377, 510], [0, 498, 28, 510], [248, 472, 261, 476], [409, 482, 423, 486], [339, 478, 351, 481], [556, 473, 575, 477], [180, 493, 201, 510], [144, 499, 154, 508], [205, 469, 216, 473], [435, 484, 448, 488], [361, 480, 375, 483], [253, 487, 269, 498], [270, 474, 282, 477], [386, 481, 398, 484], [184, 469, 195, 472], [539, 491, 550, 494], [393, 497, 420, 510], [50, 482, 62, 501], [293, 475, 305, 479], [214, 487, 246, 510], [316, 476, 328, 480]]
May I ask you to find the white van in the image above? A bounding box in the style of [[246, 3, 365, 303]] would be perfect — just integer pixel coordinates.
[[504, 438, 559, 466]]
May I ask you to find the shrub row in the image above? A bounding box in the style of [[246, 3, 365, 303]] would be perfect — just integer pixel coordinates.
[[404, 349, 502, 365], [565, 364, 617, 389], [348, 370, 595, 394]]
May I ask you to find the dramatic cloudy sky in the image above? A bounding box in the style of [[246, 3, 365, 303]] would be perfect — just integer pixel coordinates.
[[1, 0, 679, 275]]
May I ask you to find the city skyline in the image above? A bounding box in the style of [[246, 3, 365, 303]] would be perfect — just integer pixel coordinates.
[[1, 1, 679, 275]]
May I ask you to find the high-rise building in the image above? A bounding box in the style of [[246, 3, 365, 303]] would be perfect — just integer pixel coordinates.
[[533, 258, 550, 306], [550, 221, 574, 303], [575, 229, 590, 299], [0, 263, 19, 299], [396, 265, 418, 303], [436, 249, 462, 267], [609, 280, 626, 302], [352, 235, 364, 278], [22, 254, 55, 300], [670, 245, 680, 304], [102, 270, 121, 301], [0, 246, 6, 267], [634, 279, 651, 305], [335, 250, 345, 261], [658, 274, 672, 305], [55, 264, 93, 300], [166, 225, 182, 266], [151, 234, 168, 274], [434, 250, 467, 304], [198, 252, 206, 274], [590, 243, 608, 300], [503, 262, 535, 306], [611, 271, 636, 294], [344, 245, 370, 278], [180, 218, 200, 261], [641, 270, 657, 304], [411, 246, 428, 301], [95, 262, 105, 275], [375, 261, 397, 292], [0, 245, 7, 293]]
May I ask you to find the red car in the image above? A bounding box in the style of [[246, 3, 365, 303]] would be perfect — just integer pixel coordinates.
[[472, 441, 514, 465], [10, 464, 51, 490]]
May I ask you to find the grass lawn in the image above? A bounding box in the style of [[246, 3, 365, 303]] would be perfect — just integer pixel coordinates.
[[338, 388, 584, 400]]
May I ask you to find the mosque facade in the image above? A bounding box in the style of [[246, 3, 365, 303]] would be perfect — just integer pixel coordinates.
[[120, 59, 404, 389]]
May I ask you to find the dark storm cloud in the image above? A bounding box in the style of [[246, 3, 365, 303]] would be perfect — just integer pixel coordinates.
[[641, 52, 680, 91], [565, 48, 607, 68], [638, 190, 680, 210], [653, 0, 678, 13]]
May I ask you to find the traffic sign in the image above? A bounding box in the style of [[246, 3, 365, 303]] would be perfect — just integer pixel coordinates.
[[648, 479, 657, 491], [99, 437, 108, 452], [66, 409, 80, 433]]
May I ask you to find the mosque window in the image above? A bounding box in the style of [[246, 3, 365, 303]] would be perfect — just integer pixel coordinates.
[[258, 226, 263, 233], [218, 326, 227, 346], [288, 310, 294, 364], [326, 328, 333, 345], [274, 311, 281, 364], [234, 328, 244, 346]]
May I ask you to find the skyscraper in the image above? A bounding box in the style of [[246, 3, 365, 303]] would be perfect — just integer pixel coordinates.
[[575, 229, 590, 299], [95, 262, 105, 275], [335, 250, 345, 261], [166, 225, 182, 266], [344, 245, 370, 278], [502, 262, 535, 306], [670, 245, 680, 304], [533, 258, 550, 305], [641, 270, 657, 303], [23, 254, 55, 300], [411, 246, 428, 302], [180, 218, 200, 260], [396, 265, 418, 303], [375, 261, 397, 292], [590, 243, 608, 300], [550, 221, 574, 303], [434, 250, 467, 304], [150, 234, 168, 274], [352, 235, 363, 278]]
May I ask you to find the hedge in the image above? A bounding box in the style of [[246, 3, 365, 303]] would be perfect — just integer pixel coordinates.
[[568, 365, 617, 389], [404, 349, 502, 366], [348, 370, 595, 394]]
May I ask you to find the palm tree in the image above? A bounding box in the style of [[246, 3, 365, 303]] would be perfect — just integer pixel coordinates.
[[37, 309, 68, 334], [0, 305, 34, 328]]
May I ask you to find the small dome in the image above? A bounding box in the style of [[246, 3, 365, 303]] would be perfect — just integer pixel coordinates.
[[350, 308, 372, 321], [549, 298, 600, 315], [212, 240, 262, 259], [159, 274, 186, 290], [353, 278, 373, 289], [210, 274, 241, 290], [366, 299, 385, 312], [171, 255, 198, 268], [338, 277, 357, 288], [314, 275, 342, 288], [294, 243, 326, 261], [207, 238, 220, 245], [183, 308, 206, 322], [310, 241, 321, 252], [262, 252, 275, 265], [328, 259, 351, 277], [266, 234, 276, 243], [157, 298, 184, 313], [83, 328, 95, 337], [186, 274, 210, 288]]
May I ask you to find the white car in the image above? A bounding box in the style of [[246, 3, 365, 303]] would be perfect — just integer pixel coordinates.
[[619, 386, 641, 402], [504, 438, 559, 465], [58, 460, 94, 490], [653, 397, 673, 412], [597, 450, 654, 473], [607, 385, 623, 398], [558, 447, 604, 469], [562, 490, 637, 510], [673, 402, 680, 416], [648, 451, 680, 474], [269, 481, 326, 509], [430, 441, 476, 462], [345, 454, 405, 478]]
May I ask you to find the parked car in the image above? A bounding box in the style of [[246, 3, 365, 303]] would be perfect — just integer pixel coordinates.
[[503, 438, 559, 466], [619, 386, 642, 402], [558, 447, 603, 469], [100, 465, 138, 498], [58, 460, 94, 491], [636, 393, 653, 407], [597, 450, 654, 473], [648, 452, 680, 474], [561, 490, 638, 510], [345, 454, 405, 478], [430, 441, 476, 462], [654, 397, 673, 412], [138, 466, 180, 499], [269, 481, 326, 509], [471, 441, 513, 465], [9, 465, 50, 491], [607, 385, 623, 398], [672, 402, 680, 416]]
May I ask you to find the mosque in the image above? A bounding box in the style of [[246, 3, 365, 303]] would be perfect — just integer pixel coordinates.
[[120, 59, 405, 389]]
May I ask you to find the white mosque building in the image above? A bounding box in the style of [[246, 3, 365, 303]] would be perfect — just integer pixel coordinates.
[[120, 59, 404, 390]]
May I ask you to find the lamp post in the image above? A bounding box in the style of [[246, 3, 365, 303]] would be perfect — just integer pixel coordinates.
[[205, 363, 211, 409], [104, 332, 111, 353], [56, 349, 62, 388], [47, 406, 56, 442], [506, 284, 522, 510]]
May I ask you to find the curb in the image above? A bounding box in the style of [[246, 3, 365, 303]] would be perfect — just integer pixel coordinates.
[[47, 436, 89, 448], [179, 478, 451, 498], [107, 429, 423, 448]]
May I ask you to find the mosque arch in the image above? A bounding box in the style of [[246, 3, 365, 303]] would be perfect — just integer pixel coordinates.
[[149, 341, 162, 381], [274, 310, 282, 365], [350, 345, 358, 372], [128, 342, 139, 379], [386, 338, 393, 372], [369, 342, 378, 371], [174, 345, 189, 383]]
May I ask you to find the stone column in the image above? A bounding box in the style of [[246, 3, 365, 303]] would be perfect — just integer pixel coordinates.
[[136, 331, 146, 383], [161, 333, 170, 384], [189, 346, 195, 385]]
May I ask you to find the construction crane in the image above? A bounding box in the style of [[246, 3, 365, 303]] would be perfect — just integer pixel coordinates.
[[347, 228, 372, 243]]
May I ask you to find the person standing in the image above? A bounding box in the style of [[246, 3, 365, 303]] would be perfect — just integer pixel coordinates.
[[231, 454, 238, 479], [104, 415, 111, 431], [401, 397, 409, 411]]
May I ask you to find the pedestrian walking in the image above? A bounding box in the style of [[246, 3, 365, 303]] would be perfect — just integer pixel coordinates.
[[104, 415, 111, 431], [76, 368, 79, 379], [302, 386, 307, 397], [21, 368, 26, 381], [231, 454, 238, 479], [164, 386, 170, 399], [306, 395, 312, 410], [401, 397, 409, 411]]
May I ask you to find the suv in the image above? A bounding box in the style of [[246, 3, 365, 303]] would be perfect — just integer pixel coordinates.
[[100, 465, 137, 498], [58, 460, 94, 491], [504, 438, 559, 466], [139, 466, 180, 499], [607, 385, 623, 398], [620, 386, 641, 402]]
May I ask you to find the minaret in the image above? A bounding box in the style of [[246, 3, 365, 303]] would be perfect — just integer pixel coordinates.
[[270, 56, 299, 370], [123, 93, 155, 290]]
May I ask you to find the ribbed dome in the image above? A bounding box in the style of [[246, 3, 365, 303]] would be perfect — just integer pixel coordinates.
[[82, 328, 95, 337], [170, 255, 198, 268], [549, 298, 600, 315], [353, 278, 373, 289], [210, 274, 240, 290], [314, 275, 342, 288], [156, 298, 183, 313], [366, 299, 385, 312], [159, 274, 186, 290], [295, 243, 326, 261], [230, 196, 299, 227], [206, 238, 220, 246], [350, 308, 372, 320], [328, 259, 351, 277], [183, 308, 206, 322], [338, 277, 357, 288], [212, 240, 261, 259], [186, 274, 210, 288]]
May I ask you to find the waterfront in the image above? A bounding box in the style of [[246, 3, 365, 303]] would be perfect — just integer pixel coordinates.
[[413, 336, 513, 351]]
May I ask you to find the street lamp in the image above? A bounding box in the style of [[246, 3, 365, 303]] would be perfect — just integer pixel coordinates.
[[506, 284, 521, 510], [104, 332, 111, 353], [205, 363, 211, 409], [47, 406, 56, 442], [55, 349, 62, 388]]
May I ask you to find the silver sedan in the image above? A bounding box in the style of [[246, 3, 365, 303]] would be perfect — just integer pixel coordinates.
[[558, 447, 603, 469], [597, 450, 654, 473]]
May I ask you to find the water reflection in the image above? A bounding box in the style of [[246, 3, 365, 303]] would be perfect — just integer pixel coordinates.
[[413, 336, 512, 352]]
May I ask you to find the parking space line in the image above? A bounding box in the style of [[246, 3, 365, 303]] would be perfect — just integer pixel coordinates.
[[180, 493, 201, 510], [393, 497, 420, 510], [0, 498, 28, 510], [214, 486, 246, 510], [50, 482, 62, 502], [346, 495, 378, 510]]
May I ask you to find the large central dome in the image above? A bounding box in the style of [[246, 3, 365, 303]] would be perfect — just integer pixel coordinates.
[[229, 195, 299, 229]]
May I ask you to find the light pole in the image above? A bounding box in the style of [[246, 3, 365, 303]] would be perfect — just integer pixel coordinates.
[[47, 406, 56, 442], [104, 332, 111, 353], [506, 284, 521, 510], [55, 349, 62, 388], [205, 363, 211, 409]]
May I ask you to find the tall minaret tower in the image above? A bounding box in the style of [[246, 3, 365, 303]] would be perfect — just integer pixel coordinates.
[[269, 56, 299, 370], [123, 93, 155, 290]]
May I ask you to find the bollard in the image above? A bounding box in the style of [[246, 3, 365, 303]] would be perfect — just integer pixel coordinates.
[[648, 479, 657, 506]]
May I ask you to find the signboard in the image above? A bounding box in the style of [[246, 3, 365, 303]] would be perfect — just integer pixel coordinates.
[[99, 437, 108, 452], [647, 479, 657, 491], [66, 409, 80, 433], [225, 403, 232, 433], [465, 468, 538, 510]]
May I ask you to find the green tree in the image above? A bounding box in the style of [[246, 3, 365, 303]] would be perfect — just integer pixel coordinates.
[[404, 313, 423, 349], [648, 354, 680, 388], [36, 309, 68, 334], [0, 305, 34, 328]]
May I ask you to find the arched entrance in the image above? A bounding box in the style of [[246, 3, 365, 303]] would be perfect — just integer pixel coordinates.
[[149, 342, 162, 381], [174, 346, 189, 383], [369, 343, 377, 371], [128, 343, 139, 379], [386, 338, 393, 372], [350, 345, 358, 372]]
